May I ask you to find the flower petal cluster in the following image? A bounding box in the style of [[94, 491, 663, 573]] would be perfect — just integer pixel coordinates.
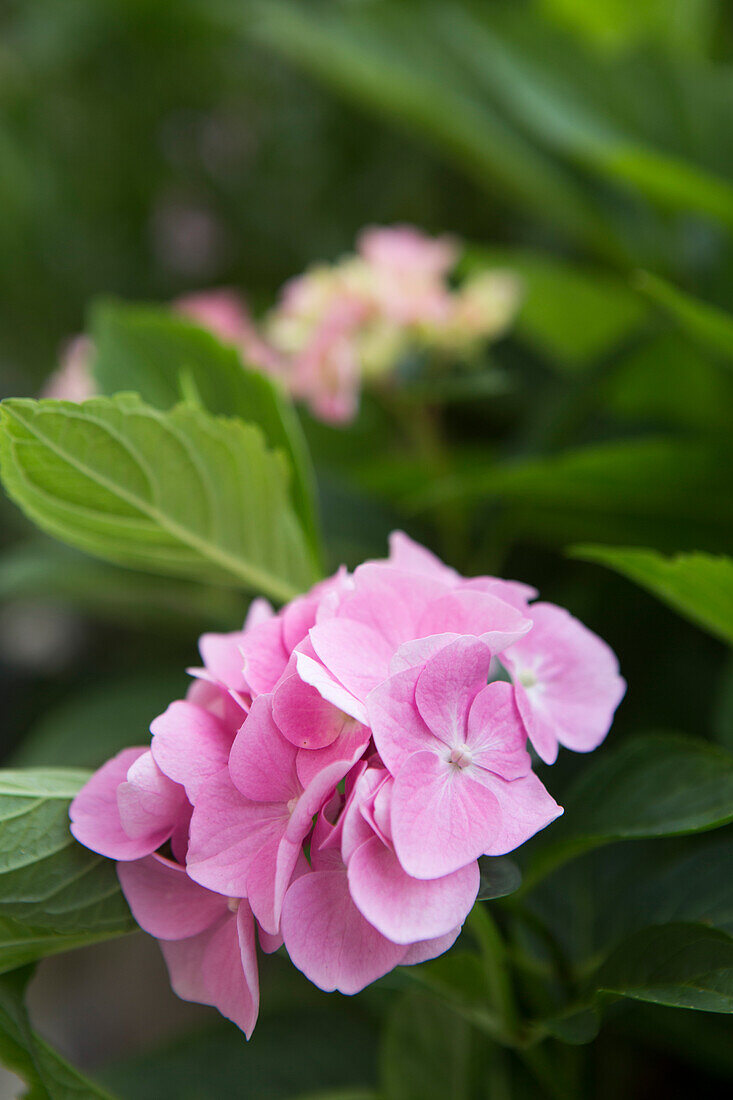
[[43, 226, 521, 425], [70, 533, 624, 1035]]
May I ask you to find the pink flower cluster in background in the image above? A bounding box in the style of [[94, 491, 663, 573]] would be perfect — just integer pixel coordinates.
[[43, 225, 520, 423], [70, 534, 624, 1037]]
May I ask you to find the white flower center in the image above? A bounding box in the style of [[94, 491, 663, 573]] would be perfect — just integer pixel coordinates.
[[449, 745, 473, 769], [519, 669, 538, 689]]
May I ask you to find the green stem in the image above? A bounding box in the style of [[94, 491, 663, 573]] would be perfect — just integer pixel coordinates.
[[467, 903, 519, 1039]]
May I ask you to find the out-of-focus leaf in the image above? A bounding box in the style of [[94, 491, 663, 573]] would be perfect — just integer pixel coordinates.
[[463, 248, 646, 369], [12, 668, 187, 770], [714, 656, 733, 750], [0, 965, 116, 1099], [91, 301, 320, 560], [0, 396, 316, 602], [605, 334, 733, 430], [571, 547, 733, 645], [380, 990, 473, 1100], [413, 438, 733, 553], [539, 0, 717, 57], [0, 767, 134, 974], [594, 922, 733, 1013], [477, 856, 522, 901], [0, 539, 244, 633], [239, 0, 626, 260], [635, 271, 733, 365], [101, 1010, 379, 1100], [523, 733, 733, 889]]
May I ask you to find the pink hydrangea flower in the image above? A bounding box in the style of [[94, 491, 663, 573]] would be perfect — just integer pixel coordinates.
[[69, 532, 624, 1035]]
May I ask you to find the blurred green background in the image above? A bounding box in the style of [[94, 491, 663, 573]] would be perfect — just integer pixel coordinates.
[[0, 1, 732, 1097]]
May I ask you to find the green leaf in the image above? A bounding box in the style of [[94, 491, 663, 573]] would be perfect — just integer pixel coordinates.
[[604, 334, 733, 431], [523, 733, 733, 890], [0, 539, 245, 633], [595, 922, 733, 1013], [463, 248, 646, 369], [570, 547, 733, 645], [477, 856, 522, 901], [242, 0, 625, 261], [0, 396, 317, 603], [380, 991, 473, 1100], [91, 301, 321, 560], [0, 966, 116, 1099], [635, 271, 733, 366], [0, 767, 134, 975], [102, 1010, 379, 1100], [12, 669, 187, 770], [412, 438, 733, 553]]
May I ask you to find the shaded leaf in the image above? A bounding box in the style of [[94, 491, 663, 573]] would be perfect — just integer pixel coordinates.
[[477, 856, 522, 901], [0, 767, 133, 974], [635, 271, 733, 365], [380, 990, 473, 1100], [523, 733, 733, 889], [595, 922, 733, 1013], [570, 546, 733, 645]]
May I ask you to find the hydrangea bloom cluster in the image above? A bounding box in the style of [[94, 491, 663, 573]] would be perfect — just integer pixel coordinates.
[[43, 225, 520, 424], [70, 534, 624, 1037]]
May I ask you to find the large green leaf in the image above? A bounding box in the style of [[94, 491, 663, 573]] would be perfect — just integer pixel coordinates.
[[571, 546, 733, 645], [0, 396, 317, 603], [523, 733, 733, 890], [412, 438, 733, 553], [0, 966, 116, 1099], [91, 301, 320, 559], [595, 922, 733, 1013], [0, 768, 134, 975]]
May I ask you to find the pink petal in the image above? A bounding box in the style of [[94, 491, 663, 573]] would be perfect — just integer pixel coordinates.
[[417, 590, 532, 654], [187, 769, 286, 897], [117, 855, 226, 939], [401, 927, 462, 965], [281, 868, 406, 994], [239, 616, 289, 695], [391, 751, 502, 879], [294, 649, 367, 724], [309, 618, 393, 702], [116, 751, 186, 841], [415, 637, 493, 746], [502, 602, 625, 762], [389, 632, 460, 674], [70, 748, 163, 861], [198, 630, 249, 693], [244, 597, 275, 630], [162, 905, 260, 1037], [387, 531, 460, 584], [273, 673, 350, 750], [229, 695, 298, 803], [343, 565, 447, 649], [348, 836, 479, 944], [476, 770, 563, 856], [366, 665, 434, 776], [151, 701, 234, 802], [466, 681, 531, 780], [295, 719, 371, 788]]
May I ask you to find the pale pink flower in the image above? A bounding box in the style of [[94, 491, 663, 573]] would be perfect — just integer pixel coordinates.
[[176, 288, 284, 377], [500, 602, 626, 764], [41, 337, 95, 403]]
